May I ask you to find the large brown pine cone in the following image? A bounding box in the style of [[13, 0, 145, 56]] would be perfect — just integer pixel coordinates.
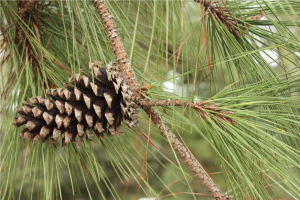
[[12, 61, 139, 146]]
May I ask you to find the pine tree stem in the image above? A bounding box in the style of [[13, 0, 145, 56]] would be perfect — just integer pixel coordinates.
[[92, 0, 228, 199]]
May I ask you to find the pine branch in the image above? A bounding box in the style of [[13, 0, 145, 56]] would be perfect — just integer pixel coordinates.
[[91, 0, 228, 199]]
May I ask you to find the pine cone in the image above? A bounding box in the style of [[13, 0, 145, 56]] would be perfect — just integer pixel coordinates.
[[19, 0, 36, 19], [12, 61, 139, 146]]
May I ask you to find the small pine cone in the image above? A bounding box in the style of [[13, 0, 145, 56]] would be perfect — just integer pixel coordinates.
[[19, 0, 36, 18], [13, 61, 139, 146]]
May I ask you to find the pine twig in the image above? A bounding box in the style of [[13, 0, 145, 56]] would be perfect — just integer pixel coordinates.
[[138, 99, 209, 108], [138, 99, 235, 125], [91, 0, 228, 199], [194, 0, 244, 38]]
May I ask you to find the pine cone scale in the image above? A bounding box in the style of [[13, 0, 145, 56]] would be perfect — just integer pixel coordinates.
[[40, 125, 54, 138], [43, 112, 55, 125], [91, 66, 114, 89], [93, 98, 107, 118], [77, 122, 87, 136]]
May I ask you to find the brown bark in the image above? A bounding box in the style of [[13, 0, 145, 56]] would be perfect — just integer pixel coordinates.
[[91, 0, 140, 98], [91, 0, 228, 199]]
